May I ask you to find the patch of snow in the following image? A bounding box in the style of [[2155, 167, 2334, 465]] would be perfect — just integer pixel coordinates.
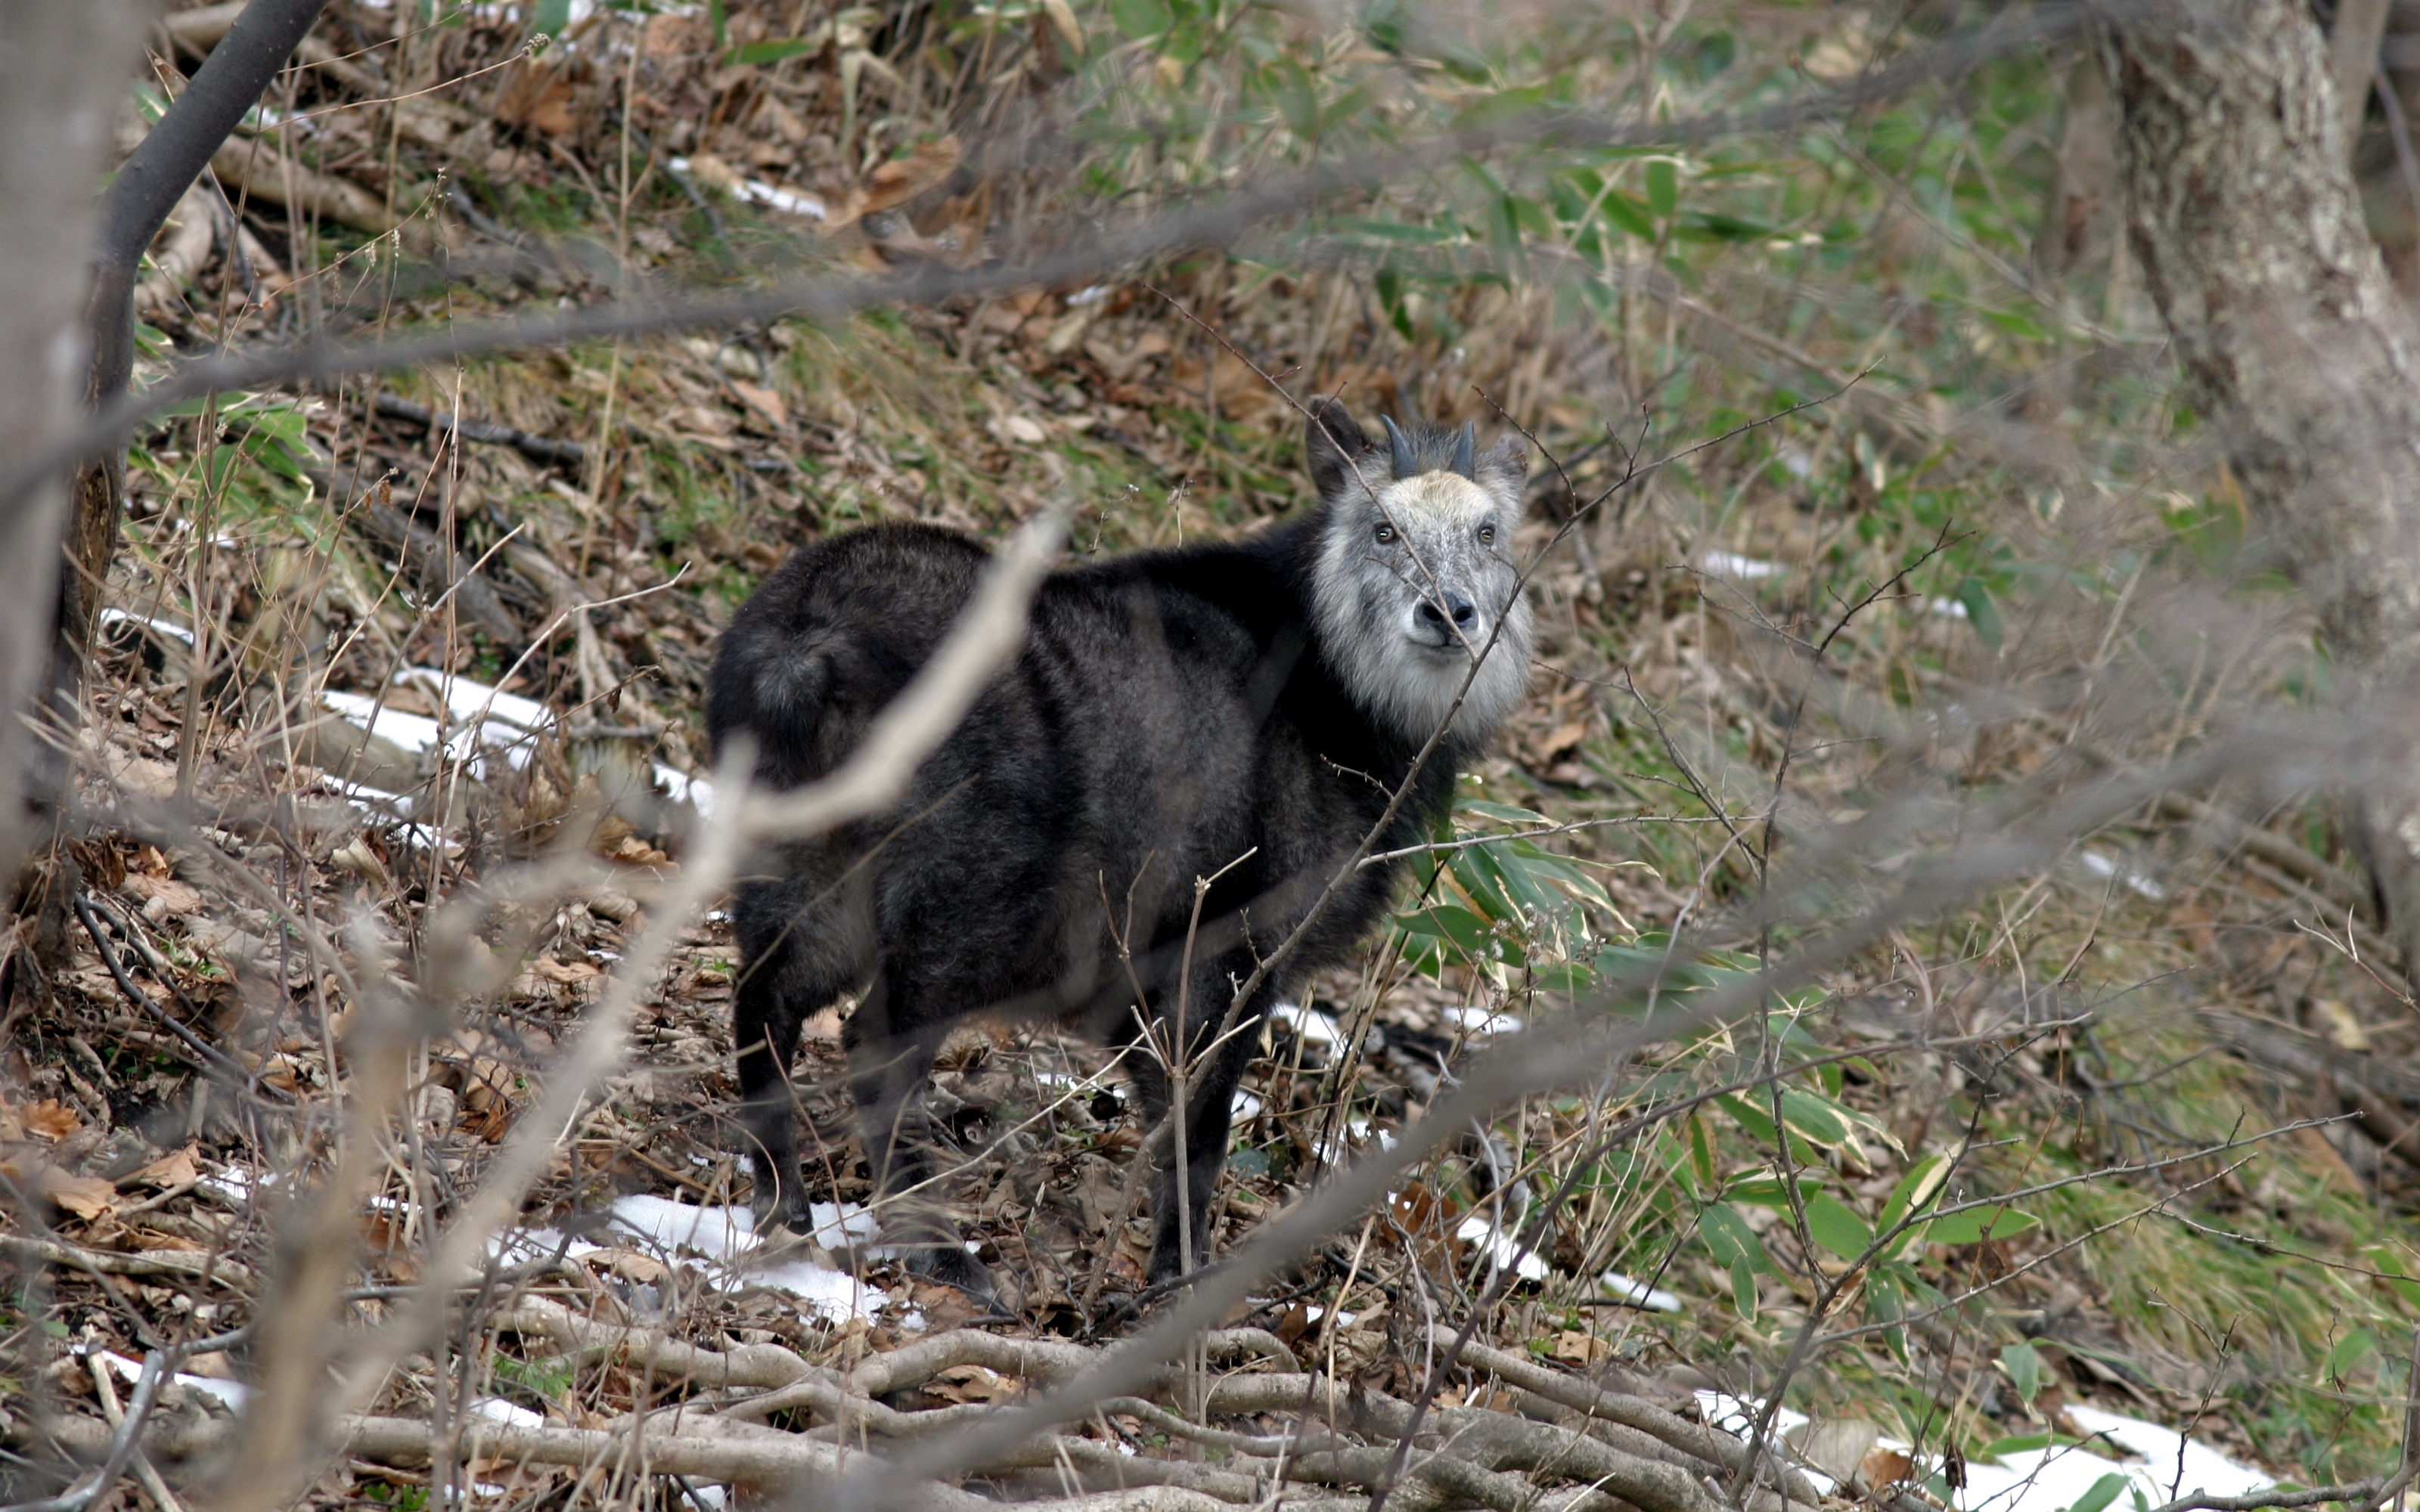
[[1270, 1001, 1345, 1046], [1597, 1269, 1682, 1312], [467, 1396, 546, 1430], [320, 688, 535, 778], [1697, 1391, 1811, 1442], [1697, 1392, 2272, 1512], [394, 667, 553, 733], [1700, 551, 1784, 581], [658, 764, 712, 813], [2078, 850, 2166, 900], [1454, 1214, 1549, 1281], [1442, 1005, 1522, 1036], [1067, 284, 1112, 306], [667, 157, 827, 219], [1927, 597, 1970, 619], [98, 608, 195, 645], [1233, 1089, 1264, 1120], [592, 1194, 895, 1322], [102, 1351, 248, 1411]]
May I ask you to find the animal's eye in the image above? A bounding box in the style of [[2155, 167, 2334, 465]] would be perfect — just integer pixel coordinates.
[[1478, 523, 1496, 544], [1374, 522, 1397, 544]]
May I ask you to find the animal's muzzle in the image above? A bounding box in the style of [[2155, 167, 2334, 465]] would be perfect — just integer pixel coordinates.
[[1416, 593, 1476, 634]]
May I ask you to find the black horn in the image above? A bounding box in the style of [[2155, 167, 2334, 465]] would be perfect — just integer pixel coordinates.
[[1453, 419, 1475, 479], [1382, 415, 1416, 478]]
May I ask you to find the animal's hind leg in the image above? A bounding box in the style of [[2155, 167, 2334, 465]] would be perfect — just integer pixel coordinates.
[[845, 979, 997, 1303], [733, 879, 861, 1235]]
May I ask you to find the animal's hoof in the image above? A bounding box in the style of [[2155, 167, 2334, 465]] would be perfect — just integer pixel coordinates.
[[750, 1191, 810, 1237], [1144, 1248, 1191, 1290], [1086, 1290, 1146, 1336], [911, 1243, 1003, 1309]]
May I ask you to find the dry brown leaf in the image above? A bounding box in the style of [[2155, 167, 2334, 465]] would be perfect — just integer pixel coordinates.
[[585, 1247, 672, 1284], [123, 872, 204, 916], [1552, 1329, 1612, 1365], [22, 1099, 82, 1142], [44, 1170, 118, 1221], [496, 59, 576, 135], [728, 380, 789, 429], [124, 1145, 200, 1189], [927, 1364, 1019, 1403], [533, 956, 601, 984], [860, 135, 961, 215], [612, 835, 676, 869], [1859, 1447, 1916, 1489]]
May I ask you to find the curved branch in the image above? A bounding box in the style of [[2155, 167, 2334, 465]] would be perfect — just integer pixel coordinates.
[[92, 0, 331, 403]]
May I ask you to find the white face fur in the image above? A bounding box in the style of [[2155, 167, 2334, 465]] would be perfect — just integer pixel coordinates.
[[1311, 460, 1534, 747]]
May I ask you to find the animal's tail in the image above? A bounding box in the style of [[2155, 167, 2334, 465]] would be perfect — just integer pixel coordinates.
[[706, 628, 864, 791]]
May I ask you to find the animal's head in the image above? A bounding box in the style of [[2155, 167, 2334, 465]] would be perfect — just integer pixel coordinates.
[[1303, 397, 1533, 746]]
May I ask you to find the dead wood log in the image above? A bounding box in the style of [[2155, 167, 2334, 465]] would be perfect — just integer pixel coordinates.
[[28, 1410, 988, 1508], [209, 132, 400, 236], [1445, 1334, 1825, 1508], [501, 1299, 818, 1392], [339, 490, 526, 648]]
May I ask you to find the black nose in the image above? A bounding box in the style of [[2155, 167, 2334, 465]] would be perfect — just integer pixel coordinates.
[[1418, 595, 1477, 630]]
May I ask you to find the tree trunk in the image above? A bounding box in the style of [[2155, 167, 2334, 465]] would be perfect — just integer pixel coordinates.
[[2335, 0, 2392, 149], [0, 1, 162, 885], [18, 0, 334, 930], [2099, 0, 2420, 984]]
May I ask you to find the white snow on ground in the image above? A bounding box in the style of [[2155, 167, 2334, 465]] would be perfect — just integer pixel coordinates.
[[315, 669, 711, 818], [2078, 849, 2167, 901], [1701, 551, 1786, 580], [1596, 1268, 1683, 1312], [496, 1194, 898, 1324], [1441, 1005, 1523, 1036], [466, 1396, 545, 1430], [1270, 1000, 1346, 1046], [666, 158, 828, 219], [102, 1351, 247, 1411], [98, 608, 195, 645], [1960, 1405, 2270, 1512], [320, 689, 533, 779], [393, 666, 553, 734], [1454, 1213, 1550, 1281], [1696, 1393, 2271, 1512]]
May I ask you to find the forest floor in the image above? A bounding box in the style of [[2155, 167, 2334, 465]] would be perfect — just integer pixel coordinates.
[[8, 3, 2420, 1510]]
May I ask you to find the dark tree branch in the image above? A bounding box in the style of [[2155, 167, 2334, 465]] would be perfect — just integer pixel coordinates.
[[90, 0, 332, 406]]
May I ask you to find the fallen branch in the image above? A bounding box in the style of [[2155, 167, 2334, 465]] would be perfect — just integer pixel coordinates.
[[24, 1411, 982, 1507], [1444, 1333, 1824, 1507], [365, 392, 588, 467], [0, 1234, 253, 1286], [210, 132, 399, 237]]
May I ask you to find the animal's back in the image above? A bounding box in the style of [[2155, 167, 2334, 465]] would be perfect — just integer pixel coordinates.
[[706, 522, 991, 791]]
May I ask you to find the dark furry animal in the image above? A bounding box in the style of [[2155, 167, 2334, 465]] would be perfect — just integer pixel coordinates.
[[707, 400, 1533, 1298]]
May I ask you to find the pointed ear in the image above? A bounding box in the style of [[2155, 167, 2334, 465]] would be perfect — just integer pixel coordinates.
[[1478, 432, 1531, 506], [1306, 397, 1373, 498]]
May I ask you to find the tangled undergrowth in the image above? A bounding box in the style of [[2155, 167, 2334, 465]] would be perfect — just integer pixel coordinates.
[[8, 1, 2420, 1509]]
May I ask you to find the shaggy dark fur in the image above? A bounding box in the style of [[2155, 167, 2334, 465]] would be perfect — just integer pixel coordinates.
[[706, 401, 1525, 1297]]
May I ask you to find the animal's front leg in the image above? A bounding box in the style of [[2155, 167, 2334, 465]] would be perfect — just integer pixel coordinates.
[[847, 984, 999, 1304], [734, 956, 809, 1235]]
